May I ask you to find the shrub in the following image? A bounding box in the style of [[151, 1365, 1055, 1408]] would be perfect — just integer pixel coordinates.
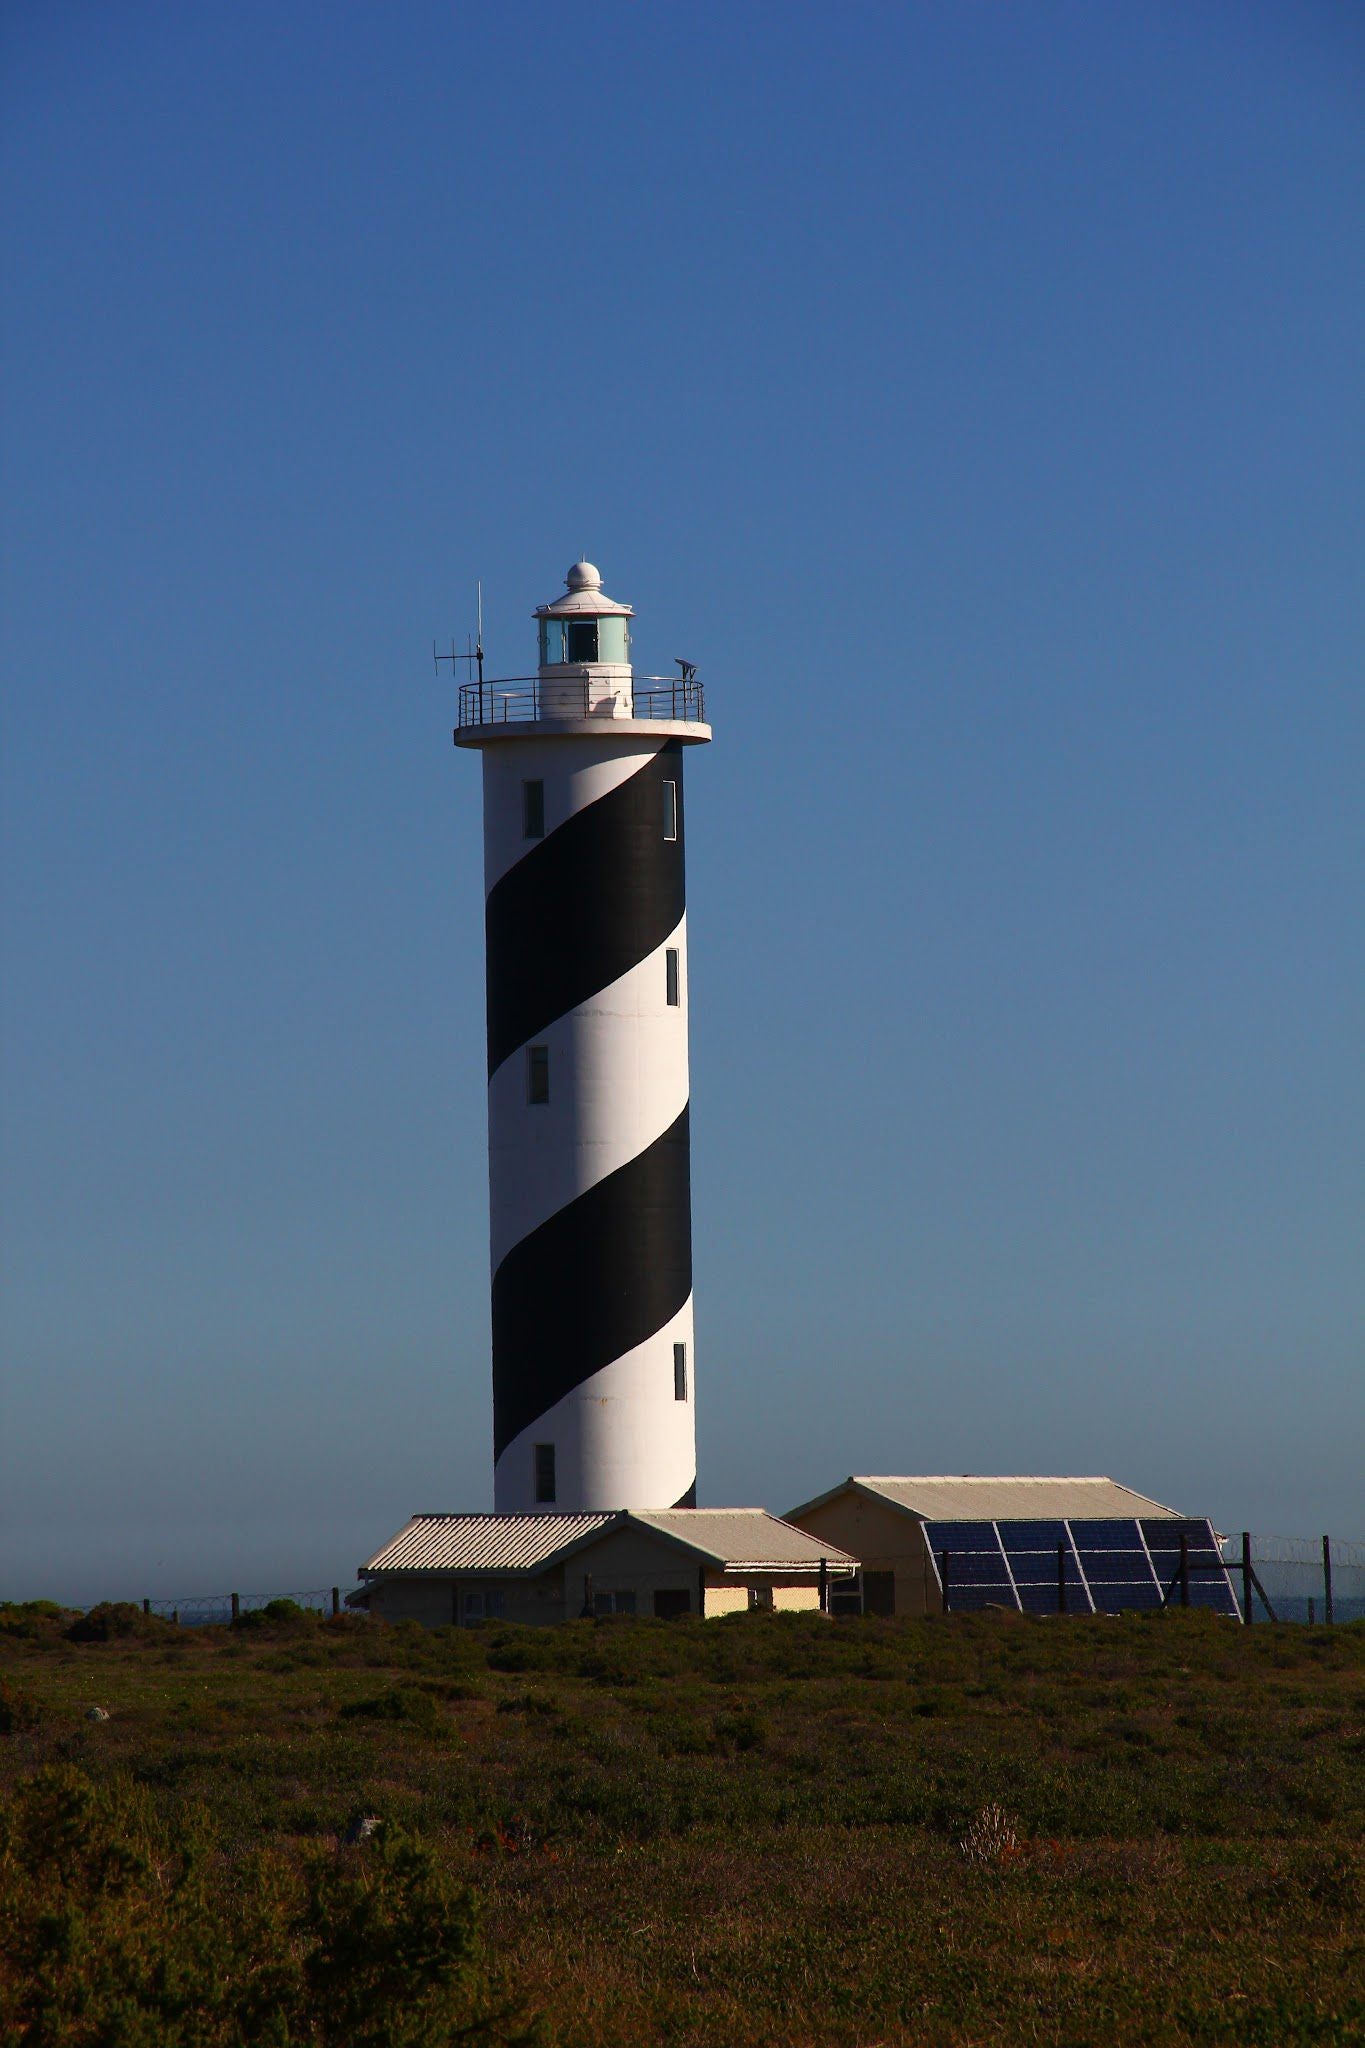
[[340, 1687, 448, 1736], [65, 1601, 172, 1644], [0, 1766, 536, 2045], [0, 1681, 42, 1736]]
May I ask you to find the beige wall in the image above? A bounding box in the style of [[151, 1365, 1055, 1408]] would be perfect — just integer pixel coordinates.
[[788, 1491, 939, 1616], [364, 1546, 836, 1629]]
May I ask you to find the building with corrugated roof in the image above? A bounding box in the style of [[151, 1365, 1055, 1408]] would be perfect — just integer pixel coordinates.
[[353, 1508, 858, 1626], [786, 1477, 1239, 1619]]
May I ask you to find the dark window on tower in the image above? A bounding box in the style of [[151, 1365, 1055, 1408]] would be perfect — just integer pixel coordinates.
[[662, 779, 678, 841], [566, 618, 598, 663], [534, 1443, 556, 1503], [665, 948, 680, 1006], [522, 780, 545, 839], [673, 1341, 687, 1402], [527, 1045, 550, 1105]]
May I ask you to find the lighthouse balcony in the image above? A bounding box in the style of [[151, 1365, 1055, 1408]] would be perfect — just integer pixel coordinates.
[[456, 672, 706, 739]]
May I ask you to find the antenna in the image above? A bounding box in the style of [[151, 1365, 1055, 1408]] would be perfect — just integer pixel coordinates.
[[434, 582, 486, 692]]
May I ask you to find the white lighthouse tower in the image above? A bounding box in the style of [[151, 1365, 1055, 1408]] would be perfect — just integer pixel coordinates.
[[454, 563, 711, 1513]]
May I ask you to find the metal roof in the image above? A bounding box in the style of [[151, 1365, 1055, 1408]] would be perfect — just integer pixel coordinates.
[[361, 1513, 613, 1576], [360, 1508, 857, 1579], [789, 1476, 1182, 1524], [632, 1509, 858, 1572], [534, 561, 634, 619]]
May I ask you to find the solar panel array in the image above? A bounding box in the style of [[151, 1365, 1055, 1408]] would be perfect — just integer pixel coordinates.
[[922, 1517, 1240, 1618]]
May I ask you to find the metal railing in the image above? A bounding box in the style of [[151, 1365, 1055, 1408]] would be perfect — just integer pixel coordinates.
[[457, 674, 705, 730]]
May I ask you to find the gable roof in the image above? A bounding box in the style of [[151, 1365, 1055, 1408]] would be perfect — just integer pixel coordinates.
[[361, 1513, 613, 1577], [360, 1507, 857, 1579], [788, 1475, 1182, 1525], [630, 1508, 857, 1571]]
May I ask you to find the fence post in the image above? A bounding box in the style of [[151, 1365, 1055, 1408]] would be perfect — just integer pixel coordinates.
[[1179, 1534, 1189, 1608], [1323, 1536, 1333, 1627], [331, 1586, 340, 1618], [940, 1550, 951, 1616], [172, 1608, 179, 1626], [230, 1592, 240, 1623], [1241, 1532, 1253, 1625], [698, 1564, 707, 1617], [818, 1557, 828, 1614], [142, 1599, 150, 1617], [1057, 1542, 1066, 1615]]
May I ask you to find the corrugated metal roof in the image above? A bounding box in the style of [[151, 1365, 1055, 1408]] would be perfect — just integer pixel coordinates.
[[361, 1507, 858, 1579], [633, 1509, 858, 1570], [361, 1513, 613, 1576], [837, 1476, 1182, 1522]]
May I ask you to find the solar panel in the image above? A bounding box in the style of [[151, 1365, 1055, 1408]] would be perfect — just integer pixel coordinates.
[[1017, 1583, 1091, 1614], [921, 1513, 1239, 1620], [996, 1520, 1070, 1550], [1089, 1582, 1164, 1613], [1077, 1548, 1158, 1585], [924, 1521, 1000, 1552]]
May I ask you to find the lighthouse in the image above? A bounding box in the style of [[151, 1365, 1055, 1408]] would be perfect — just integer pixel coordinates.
[[454, 563, 711, 1513]]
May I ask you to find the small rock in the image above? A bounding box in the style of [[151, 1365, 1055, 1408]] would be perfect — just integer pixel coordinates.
[[86, 1706, 110, 1722], [343, 1814, 382, 1844]]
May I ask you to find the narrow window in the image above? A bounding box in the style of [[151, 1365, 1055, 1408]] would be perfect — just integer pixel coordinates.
[[673, 1341, 687, 1402], [522, 779, 545, 839], [662, 779, 678, 841], [527, 1045, 549, 1105], [748, 1585, 775, 1612], [463, 1590, 485, 1623], [665, 947, 680, 1006], [566, 618, 598, 663], [534, 1442, 556, 1503]]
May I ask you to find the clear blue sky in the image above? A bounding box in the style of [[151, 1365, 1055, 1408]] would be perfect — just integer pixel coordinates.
[[3, 3, 1361, 1603]]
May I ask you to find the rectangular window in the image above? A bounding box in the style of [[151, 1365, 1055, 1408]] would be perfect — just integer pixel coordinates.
[[662, 779, 678, 841], [527, 1045, 549, 1105], [592, 1589, 638, 1617], [566, 618, 598, 663], [665, 947, 680, 1006], [534, 1442, 556, 1504], [522, 779, 545, 839], [463, 1590, 485, 1622], [748, 1585, 775, 1612], [673, 1341, 687, 1402], [539, 618, 566, 666]]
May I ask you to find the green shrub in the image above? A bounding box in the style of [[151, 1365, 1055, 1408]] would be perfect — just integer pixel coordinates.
[[340, 1687, 448, 1736], [0, 1766, 535, 2045]]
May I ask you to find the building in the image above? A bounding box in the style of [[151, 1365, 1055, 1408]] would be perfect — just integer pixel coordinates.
[[786, 1476, 1241, 1618], [353, 1509, 857, 1626], [454, 562, 711, 1514]]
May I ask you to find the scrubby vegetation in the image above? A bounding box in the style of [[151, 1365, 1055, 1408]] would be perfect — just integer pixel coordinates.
[[2, 1601, 1362, 2044]]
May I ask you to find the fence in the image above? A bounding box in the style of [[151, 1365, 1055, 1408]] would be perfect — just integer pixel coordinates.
[[1221, 1535, 1365, 1625], [133, 1589, 342, 1627]]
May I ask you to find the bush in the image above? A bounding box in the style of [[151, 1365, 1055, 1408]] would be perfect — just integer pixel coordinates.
[[340, 1687, 448, 1736], [0, 1681, 42, 1736], [65, 1602, 173, 1644], [0, 1766, 536, 2045]]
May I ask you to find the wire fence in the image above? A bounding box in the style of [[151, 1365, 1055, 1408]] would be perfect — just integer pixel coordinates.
[[56, 1536, 1365, 1629], [1221, 1535, 1365, 1624], [127, 1589, 340, 1627]]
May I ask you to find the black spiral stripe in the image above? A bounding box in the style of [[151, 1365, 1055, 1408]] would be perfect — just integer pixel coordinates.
[[487, 742, 692, 1476], [491, 1104, 692, 1459], [485, 743, 685, 1080]]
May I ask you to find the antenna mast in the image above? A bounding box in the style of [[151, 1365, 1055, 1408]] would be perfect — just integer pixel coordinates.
[[434, 581, 487, 716]]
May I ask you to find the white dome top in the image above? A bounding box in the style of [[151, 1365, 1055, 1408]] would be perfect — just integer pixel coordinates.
[[534, 559, 634, 618]]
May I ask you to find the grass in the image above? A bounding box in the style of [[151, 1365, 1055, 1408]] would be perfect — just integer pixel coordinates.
[[2, 1601, 1363, 2044]]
